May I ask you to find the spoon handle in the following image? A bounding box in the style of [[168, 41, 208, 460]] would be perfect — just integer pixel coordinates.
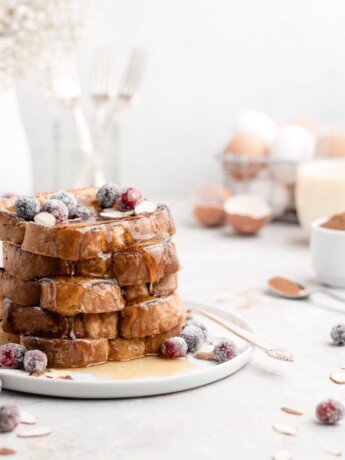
[[314, 287, 345, 304]]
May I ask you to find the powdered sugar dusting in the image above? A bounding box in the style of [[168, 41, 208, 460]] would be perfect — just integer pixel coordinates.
[[267, 348, 294, 362]]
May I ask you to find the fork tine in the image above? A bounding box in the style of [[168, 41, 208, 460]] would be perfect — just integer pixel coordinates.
[[91, 47, 114, 98], [119, 48, 146, 97]]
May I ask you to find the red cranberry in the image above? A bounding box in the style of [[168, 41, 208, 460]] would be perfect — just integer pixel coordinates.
[[118, 187, 143, 211], [213, 340, 237, 363], [0, 343, 26, 369], [316, 399, 345, 424], [0, 404, 20, 433], [180, 325, 204, 353], [161, 337, 187, 359]]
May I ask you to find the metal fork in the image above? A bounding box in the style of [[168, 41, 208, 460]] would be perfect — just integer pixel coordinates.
[[103, 48, 146, 129], [51, 55, 95, 187], [90, 47, 114, 185]]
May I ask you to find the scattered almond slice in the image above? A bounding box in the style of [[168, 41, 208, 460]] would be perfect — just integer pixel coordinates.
[[341, 365, 345, 370], [100, 209, 134, 219], [281, 407, 303, 416], [0, 447, 16, 455], [272, 450, 292, 460], [321, 446, 342, 457], [134, 200, 157, 215], [58, 375, 73, 380], [30, 371, 46, 378], [17, 427, 51, 438], [272, 423, 297, 436], [195, 343, 215, 361], [20, 410, 37, 425], [330, 371, 345, 385], [34, 212, 56, 228], [28, 442, 46, 450]]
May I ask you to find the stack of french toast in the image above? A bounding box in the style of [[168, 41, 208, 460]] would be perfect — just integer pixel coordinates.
[[0, 186, 185, 368]]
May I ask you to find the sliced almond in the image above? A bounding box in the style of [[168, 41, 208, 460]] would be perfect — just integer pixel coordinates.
[[272, 450, 292, 460], [330, 371, 345, 385], [321, 446, 342, 456], [34, 212, 56, 228], [134, 200, 157, 215], [281, 407, 303, 416], [30, 371, 46, 378], [195, 343, 215, 361], [20, 410, 37, 425], [100, 209, 134, 219], [341, 365, 345, 370], [58, 375, 73, 380], [272, 423, 297, 436], [17, 427, 51, 438], [0, 447, 16, 455]]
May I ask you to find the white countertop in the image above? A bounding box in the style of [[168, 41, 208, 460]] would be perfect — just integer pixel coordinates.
[[1, 199, 345, 460]]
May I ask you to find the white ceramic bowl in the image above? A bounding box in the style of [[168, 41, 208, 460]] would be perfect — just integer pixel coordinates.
[[311, 217, 345, 287]]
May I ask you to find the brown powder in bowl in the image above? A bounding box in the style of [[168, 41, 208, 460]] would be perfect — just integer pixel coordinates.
[[321, 213, 345, 231]]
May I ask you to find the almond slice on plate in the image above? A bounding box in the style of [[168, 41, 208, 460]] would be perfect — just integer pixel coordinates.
[[17, 427, 51, 438], [280, 407, 303, 416], [134, 200, 157, 215], [0, 447, 16, 455], [330, 371, 345, 384], [321, 446, 342, 456], [272, 423, 297, 436], [20, 410, 37, 425], [272, 450, 292, 460]]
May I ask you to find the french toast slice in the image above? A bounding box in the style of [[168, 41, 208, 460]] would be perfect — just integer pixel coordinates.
[[40, 277, 125, 316], [120, 292, 185, 339], [21, 336, 109, 368], [21, 205, 174, 260], [0, 269, 40, 306], [3, 239, 180, 285], [3, 300, 118, 339], [0, 270, 178, 308], [108, 321, 184, 361]]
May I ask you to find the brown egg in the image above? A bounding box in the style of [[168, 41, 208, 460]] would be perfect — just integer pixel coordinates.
[[291, 118, 316, 130], [224, 133, 268, 180], [192, 183, 231, 227], [317, 133, 345, 157], [224, 193, 271, 235]]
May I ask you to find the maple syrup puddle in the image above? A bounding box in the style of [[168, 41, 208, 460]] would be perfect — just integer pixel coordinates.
[[51, 356, 200, 381]]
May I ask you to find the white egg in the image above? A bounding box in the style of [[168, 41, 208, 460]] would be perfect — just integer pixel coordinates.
[[270, 124, 316, 162], [247, 179, 290, 217], [233, 110, 278, 145]]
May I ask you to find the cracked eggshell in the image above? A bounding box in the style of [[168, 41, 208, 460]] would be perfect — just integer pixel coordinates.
[[233, 110, 278, 145], [224, 193, 272, 235], [192, 183, 231, 227]]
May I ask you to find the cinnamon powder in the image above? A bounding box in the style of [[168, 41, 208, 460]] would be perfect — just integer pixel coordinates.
[[268, 277, 302, 297], [321, 213, 345, 231]]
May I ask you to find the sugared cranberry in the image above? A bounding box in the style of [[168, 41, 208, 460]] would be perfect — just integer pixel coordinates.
[[0, 404, 20, 433], [50, 190, 77, 214], [180, 325, 204, 353], [118, 187, 143, 211], [69, 205, 91, 220], [161, 337, 188, 359], [0, 343, 26, 369], [42, 199, 68, 222], [316, 399, 345, 424], [14, 196, 41, 221], [96, 184, 121, 208], [331, 324, 345, 345], [213, 339, 237, 363], [23, 350, 48, 374], [183, 320, 208, 340]]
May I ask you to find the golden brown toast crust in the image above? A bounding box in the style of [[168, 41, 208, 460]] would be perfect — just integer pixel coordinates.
[[20, 336, 109, 368], [3, 300, 118, 339], [108, 321, 184, 362], [120, 293, 185, 339], [21, 205, 175, 260], [40, 277, 125, 316], [3, 239, 180, 285]]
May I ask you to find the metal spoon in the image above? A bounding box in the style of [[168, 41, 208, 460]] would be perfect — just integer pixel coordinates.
[[268, 276, 345, 303]]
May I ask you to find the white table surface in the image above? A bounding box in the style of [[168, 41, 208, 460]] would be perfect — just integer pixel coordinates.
[[1, 199, 345, 460]]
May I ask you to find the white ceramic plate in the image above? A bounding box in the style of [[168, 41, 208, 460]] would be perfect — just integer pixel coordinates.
[[0, 299, 254, 399]]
